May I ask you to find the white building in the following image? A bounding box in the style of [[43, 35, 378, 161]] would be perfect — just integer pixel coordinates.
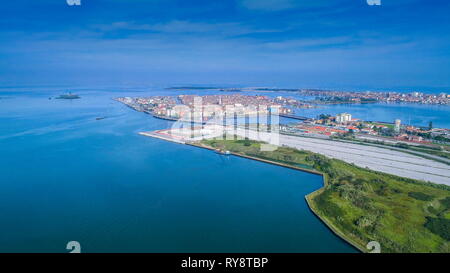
[[335, 113, 352, 124], [394, 119, 401, 133]]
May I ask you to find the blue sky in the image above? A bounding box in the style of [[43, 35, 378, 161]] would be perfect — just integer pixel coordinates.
[[1, 0, 449, 90]]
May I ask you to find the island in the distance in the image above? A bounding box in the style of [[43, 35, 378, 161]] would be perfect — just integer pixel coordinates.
[[55, 92, 81, 100]]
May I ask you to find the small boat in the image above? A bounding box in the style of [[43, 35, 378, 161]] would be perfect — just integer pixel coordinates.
[[215, 149, 231, 155]]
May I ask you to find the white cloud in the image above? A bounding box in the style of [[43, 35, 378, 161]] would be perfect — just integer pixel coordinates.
[[239, 0, 297, 11], [90, 20, 284, 38], [261, 36, 354, 50], [95, 20, 220, 33], [238, 0, 352, 11], [147, 20, 236, 34]]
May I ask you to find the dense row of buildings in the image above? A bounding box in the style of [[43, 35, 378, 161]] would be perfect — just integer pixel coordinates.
[[118, 95, 449, 146], [301, 89, 450, 105], [116, 94, 295, 122]]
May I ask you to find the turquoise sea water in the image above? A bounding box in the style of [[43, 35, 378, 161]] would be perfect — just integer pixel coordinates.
[[0, 87, 448, 253]]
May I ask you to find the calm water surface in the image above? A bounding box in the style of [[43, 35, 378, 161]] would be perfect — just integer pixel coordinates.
[[1, 86, 446, 253]]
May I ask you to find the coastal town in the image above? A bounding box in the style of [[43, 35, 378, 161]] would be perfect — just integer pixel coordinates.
[[114, 91, 450, 254], [184, 87, 450, 105], [116, 94, 302, 122], [116, 92, 450, 185], [116, 94, 450, 148], [300, 89, 450, 105]]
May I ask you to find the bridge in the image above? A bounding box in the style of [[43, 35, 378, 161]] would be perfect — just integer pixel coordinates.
[[279, 114, 310, 121]]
